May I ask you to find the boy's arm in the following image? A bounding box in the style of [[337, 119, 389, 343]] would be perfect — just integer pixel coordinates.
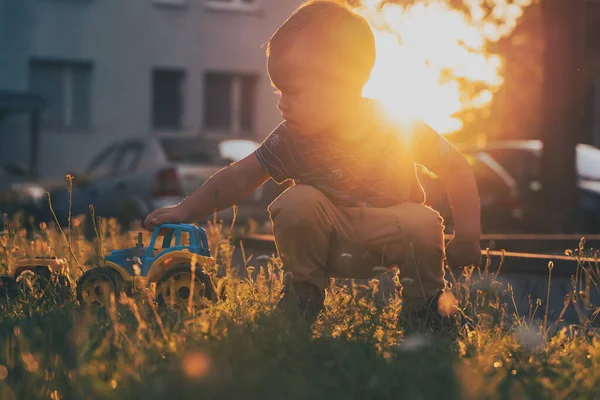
[[144, 154, 270, 230], [179, 154, 271, 221], [144, 122, 293, 231], [411, 121, 481, 266], [433, 149, 481, 238]]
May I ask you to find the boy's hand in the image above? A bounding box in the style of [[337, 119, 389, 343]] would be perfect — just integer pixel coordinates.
[[142, 204, 191, 232], [445, 235, 481, 269]]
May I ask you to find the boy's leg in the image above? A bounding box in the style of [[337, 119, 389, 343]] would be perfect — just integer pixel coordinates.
[[341, 203, 447, 312], [268, 184, 356, 321], [268, 184, 447, 321]]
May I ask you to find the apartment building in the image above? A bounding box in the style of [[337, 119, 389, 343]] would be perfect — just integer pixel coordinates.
[[0, 0, 301, 177]]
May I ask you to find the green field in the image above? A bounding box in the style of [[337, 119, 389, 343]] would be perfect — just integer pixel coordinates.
[[1, 212, 600, 400]]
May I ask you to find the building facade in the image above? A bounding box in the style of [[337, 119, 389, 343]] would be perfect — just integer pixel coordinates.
[[0, 0, 301, 178]]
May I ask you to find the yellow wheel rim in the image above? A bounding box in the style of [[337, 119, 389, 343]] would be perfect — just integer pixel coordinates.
[[80, 273, 115, 307], [159, 271, 205, 310]]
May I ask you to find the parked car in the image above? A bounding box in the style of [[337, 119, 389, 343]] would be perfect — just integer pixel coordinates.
[[0, 163, 47, 228], [456, 140, 600, 233], [39, 136, 287, 233], [417, 151, 524, 233]]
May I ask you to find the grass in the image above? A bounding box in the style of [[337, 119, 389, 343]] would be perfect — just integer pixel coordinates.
[[1, 207, 600, 399]]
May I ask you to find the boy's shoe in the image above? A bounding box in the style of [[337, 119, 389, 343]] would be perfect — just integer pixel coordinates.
[[399, 290, 461, 335], [275, 281, 325, 325]]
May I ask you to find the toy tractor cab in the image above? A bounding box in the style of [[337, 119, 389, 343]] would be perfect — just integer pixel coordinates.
[[76, 223, 218, 310]]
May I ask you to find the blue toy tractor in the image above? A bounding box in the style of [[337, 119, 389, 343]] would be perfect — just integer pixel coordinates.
[[76, 223, 220, 310]]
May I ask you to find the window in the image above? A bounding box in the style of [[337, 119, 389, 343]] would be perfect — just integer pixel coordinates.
[[585, 2, 600, 53], [176, 230, 190, 247], [484, 148, 541, 183], [152, 68, 186, 130], [85, 144, 121, 180], [29, 59, 93, 130], [159, 138, 219, 165], [465, 153, 514, 205], [115, 141, 144, 174], [204, 72, 258, 136]]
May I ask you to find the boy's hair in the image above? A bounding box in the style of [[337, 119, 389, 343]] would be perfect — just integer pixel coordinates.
[[266, 0, 376, 86]]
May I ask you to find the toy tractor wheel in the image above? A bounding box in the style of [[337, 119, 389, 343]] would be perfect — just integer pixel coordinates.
[[76, 267, 124, 307], [155, 264, 218, 311], [0, 276, 13, 301], [15, 267, 72, 302]]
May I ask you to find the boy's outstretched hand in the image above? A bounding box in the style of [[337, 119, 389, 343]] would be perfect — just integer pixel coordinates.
[[142, 204, 190, 232], [445, 235, 481, 269]]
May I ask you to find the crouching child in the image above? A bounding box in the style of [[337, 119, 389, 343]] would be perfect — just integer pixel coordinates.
[[143, 0, 482, 331]]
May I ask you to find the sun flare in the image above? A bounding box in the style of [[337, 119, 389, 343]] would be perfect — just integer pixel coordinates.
[[356, 0, 532, 134]]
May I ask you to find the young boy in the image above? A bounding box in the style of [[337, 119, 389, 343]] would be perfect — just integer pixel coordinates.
[[143, 0, 482, 329]]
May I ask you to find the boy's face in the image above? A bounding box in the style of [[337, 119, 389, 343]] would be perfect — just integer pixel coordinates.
[[268, 37, 364, 137]]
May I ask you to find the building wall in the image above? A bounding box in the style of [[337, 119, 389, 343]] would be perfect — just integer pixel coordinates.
[[0, 0, 300, 177]]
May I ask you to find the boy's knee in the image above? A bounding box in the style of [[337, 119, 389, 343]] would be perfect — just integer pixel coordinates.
[[269, 185, 330, 226]]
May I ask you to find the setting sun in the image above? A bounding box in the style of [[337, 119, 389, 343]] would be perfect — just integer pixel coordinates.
[[357, 0, 532, 134]]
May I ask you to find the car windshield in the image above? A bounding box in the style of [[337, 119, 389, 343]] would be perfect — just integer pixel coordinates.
[[482, 148, 541, 184], [159, 138, 259, 165], [464, 153, 513, 197]]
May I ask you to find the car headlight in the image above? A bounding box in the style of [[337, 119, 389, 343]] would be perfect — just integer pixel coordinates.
[[25, 185, 46, 200], [10, 183, 47, 202]]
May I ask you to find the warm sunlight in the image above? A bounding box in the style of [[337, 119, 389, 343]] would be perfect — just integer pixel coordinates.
[[357, 0, 532, 134]]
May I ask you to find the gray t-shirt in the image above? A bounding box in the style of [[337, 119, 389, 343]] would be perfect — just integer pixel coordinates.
[[254, 102, 452, 208]]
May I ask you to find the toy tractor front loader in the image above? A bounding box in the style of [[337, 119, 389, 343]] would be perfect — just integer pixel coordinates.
[[76, 223, 220, 311], [0, 257, 73, 302]]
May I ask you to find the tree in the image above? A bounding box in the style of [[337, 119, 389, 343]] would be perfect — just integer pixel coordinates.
[[537, 0, 585, 233]]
